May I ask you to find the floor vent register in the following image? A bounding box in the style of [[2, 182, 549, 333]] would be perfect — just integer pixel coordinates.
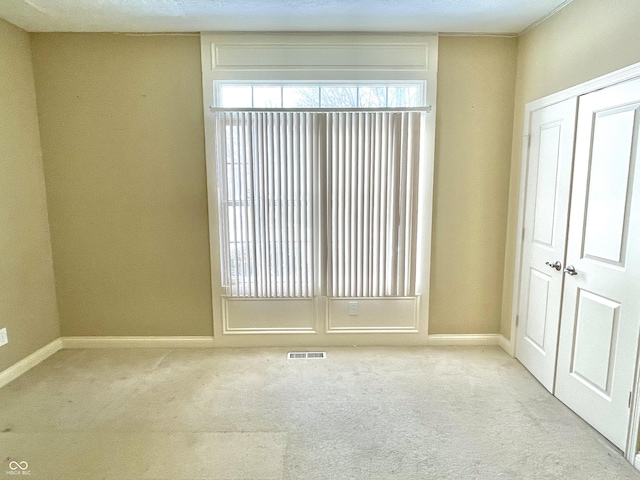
[[287, 352, 327, 360]]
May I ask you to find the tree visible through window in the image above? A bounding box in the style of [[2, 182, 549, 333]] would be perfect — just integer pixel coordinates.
[[217, 83, 424, 109]]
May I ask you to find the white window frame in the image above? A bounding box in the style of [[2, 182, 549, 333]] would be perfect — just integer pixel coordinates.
[[214, 81, 427, 108], [201, 33, 438, 345]]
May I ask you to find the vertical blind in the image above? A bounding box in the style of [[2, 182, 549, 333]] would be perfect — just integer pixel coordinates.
[[214, 110, 424, 298], [326, 112, 421, 297], [215, 112, 319, 298]]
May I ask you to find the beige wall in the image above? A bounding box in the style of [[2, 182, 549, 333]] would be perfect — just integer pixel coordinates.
[[430, 36, 517, 334], [501, 0, 640, 337], [0, 19, 59, 371], [31, 33, 213, 336], [4, 0, 638, 351], [31, 33, 517, 337]]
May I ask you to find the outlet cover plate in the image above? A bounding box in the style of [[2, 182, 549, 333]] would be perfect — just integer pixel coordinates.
[[348, 301, 359, 316], [0, 328, 7, 347]]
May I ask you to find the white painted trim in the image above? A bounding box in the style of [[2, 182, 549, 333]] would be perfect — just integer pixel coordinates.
[[511, 61, 640, 462], [498, 335, 514, 356], [201, 33, 438, 341], [510, 61, 640, 355], [61, 336, 216, 349], [201, 33, 439, 81], [60, 334, 503, 349], [525, 61, 640, 112], [326, 328, 420, 334], [520, 0, 573, 35], [221, 297, 317, 335], [508, 116, 531, 357], [627, 338, 640, 462], [211, 41, 431, 72], [326, 296, 420, 334], [0, 339, 63, 389], [439, 32, 518, 38], [427, 334, 502, 347]]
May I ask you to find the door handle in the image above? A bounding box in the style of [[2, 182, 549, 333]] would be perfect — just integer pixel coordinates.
[[564, 265, 578, 276], [545, 261, 562, 271]]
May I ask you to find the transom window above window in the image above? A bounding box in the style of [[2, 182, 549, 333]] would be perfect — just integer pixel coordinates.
[[216, 82, 426, 109]]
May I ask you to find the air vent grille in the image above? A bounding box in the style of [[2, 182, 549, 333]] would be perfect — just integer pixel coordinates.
[[287, 352, 326, 360]]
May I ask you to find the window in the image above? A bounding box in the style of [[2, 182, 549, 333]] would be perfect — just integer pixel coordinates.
[[201, 33, 437, 335], [215, 111, 318, 298], [217, 82, 425, 109], [214, 104, 425, 298]]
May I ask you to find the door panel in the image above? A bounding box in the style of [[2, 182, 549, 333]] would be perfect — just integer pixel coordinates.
[[571, 289, 620, 394], [524, 269, 552, 350], [533, 125, 563, 246], [583, 107, 636, 264], [555, 77, 640, 450], [516, 98, 577, 392]]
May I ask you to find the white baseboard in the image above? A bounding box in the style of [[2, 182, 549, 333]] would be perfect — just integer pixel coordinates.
[[0, 338, 63, 389], [634, 453, 640, 472], [498, 335, 514, 356], [61, 336, 216, 349], [427, 334, 502, 346], [58, 334, 509, 350]]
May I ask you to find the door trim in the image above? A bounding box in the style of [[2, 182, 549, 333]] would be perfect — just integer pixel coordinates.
[[510, 60, 640, 462]]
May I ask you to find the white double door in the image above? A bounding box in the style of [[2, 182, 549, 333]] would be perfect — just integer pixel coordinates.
[[516, 77, 640, 451]]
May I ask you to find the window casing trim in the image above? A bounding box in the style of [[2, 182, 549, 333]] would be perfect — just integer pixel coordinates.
[[201, 33, 437, 340]]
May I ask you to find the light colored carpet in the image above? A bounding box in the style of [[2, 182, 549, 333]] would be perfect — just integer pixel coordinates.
[[0, 346, 638, 479]]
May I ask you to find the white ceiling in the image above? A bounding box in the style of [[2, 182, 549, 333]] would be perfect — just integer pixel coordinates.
[[0, 0, 572, 34]]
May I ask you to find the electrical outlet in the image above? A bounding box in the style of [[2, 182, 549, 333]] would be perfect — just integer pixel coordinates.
[[0, 328, 7, 347], [348, 301, 359, 316]]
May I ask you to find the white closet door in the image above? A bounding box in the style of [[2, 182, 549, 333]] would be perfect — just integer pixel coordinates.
[[516, 98, 576, 392], [555, 77, 640, 450]]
